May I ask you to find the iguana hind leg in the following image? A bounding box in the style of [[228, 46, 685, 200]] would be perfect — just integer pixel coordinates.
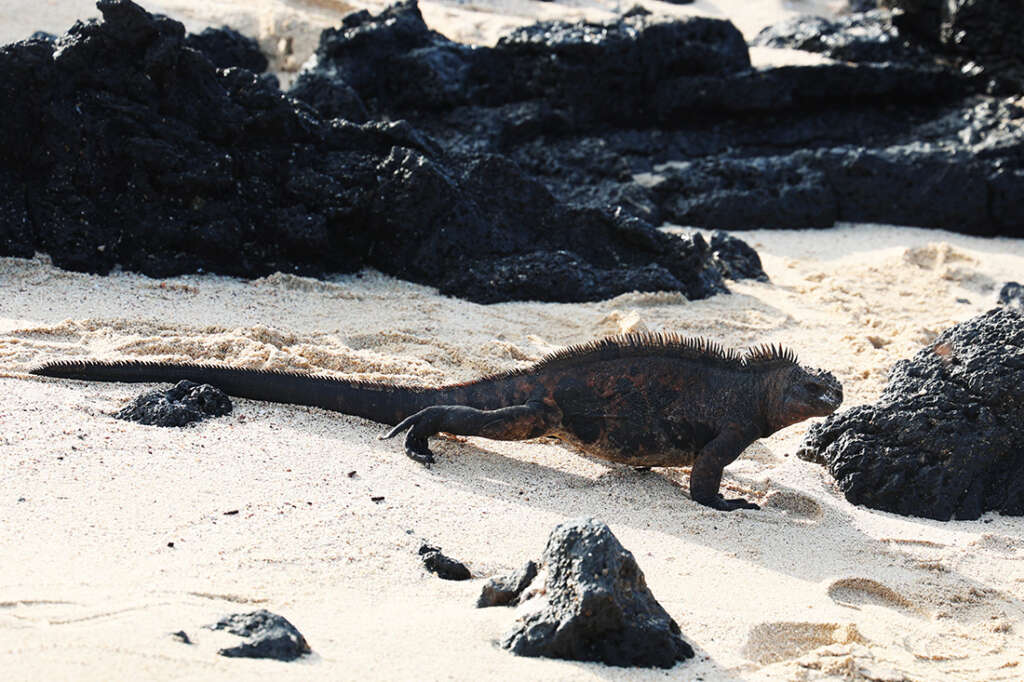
[[381, 401, 559, 465], [690, 426, 760, 512]]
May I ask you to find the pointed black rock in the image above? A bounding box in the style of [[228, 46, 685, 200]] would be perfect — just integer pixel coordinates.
[[500, 517, 694, 669]]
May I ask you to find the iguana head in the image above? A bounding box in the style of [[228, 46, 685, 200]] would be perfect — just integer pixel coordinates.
[[770, 365, 843, 432]]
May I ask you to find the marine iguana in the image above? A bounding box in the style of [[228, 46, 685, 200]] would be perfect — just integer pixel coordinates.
[[30, 332, 842, 511]]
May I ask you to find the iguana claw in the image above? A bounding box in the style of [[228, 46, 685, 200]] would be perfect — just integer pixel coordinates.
[[708, 495, 760, 512], [403, 433, 435, 465], [381, 411, 437, 465]]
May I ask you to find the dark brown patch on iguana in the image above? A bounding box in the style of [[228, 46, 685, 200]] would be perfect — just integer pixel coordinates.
[[30, 332, 842, 511]]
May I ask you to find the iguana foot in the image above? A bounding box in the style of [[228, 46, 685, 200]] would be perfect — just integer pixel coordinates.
[[704, 495, 760, 512], [380, 409, 442, 465]]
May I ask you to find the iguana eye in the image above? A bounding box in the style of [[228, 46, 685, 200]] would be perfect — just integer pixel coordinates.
[[804, 382, 825, 397]]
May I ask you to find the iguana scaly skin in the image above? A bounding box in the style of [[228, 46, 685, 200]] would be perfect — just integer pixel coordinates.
[[30, 332, 843, 511]]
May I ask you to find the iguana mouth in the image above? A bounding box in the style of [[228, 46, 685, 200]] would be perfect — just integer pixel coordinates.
[[822, 388, 843, 410]]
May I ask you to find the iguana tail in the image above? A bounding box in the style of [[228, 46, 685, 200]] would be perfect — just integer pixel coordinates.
[[30, 360, 445, 425]]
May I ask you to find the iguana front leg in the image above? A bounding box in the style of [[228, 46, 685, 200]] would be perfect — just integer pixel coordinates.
[[381, 400, 560, 464], [690, 426, 760, 512]]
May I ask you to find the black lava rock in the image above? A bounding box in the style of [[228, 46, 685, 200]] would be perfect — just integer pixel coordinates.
[[291, 2, 1024, 238], [207, 610, 311, 661], [439, 247, 716, 304], [501, 517, 694, 668], [710, 231, 768, 282], [288, 71, 368, 122], [114, 380, 231, 426], [998, 281, 1023, 309], [419, 543, 472, 580], [184, 26, 268, 72], [750, 10, 930, 64], [621, 4, 651, 17], [649, 152, 836, 229], [881, 0, 944, 42], [798, 307, 1024, 520], [884, 0, 1024, 92], [646, 133, 1010, 233], [0, 0, 752, 304], [476, 560, 537, 608], [295, 0, 750, 125]]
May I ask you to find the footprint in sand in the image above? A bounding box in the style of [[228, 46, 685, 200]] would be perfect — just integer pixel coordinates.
[[742, 621, 864, 665], [187, 591, 268, 605], [827, 577, 923, 616], [0, 599, 74, 608], [967, 533, 1024, 557], [763, 490, 823, 521], [902, 243, 995, 292], [739, 442, 775, 466]]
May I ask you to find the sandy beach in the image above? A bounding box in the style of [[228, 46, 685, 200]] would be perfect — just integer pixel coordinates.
[[2, 0, 1024, 680], [4, 224, 1024, 680]]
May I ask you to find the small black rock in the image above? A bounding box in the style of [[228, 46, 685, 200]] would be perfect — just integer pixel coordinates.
[[620, 5, 651, 17], [114, 380, 232, 427], [501, 518, 694, 668], [710, 231, 769, 282], [419, 543, 472, 581], [207, 609, 311, 661], [476, 561, 538, 607], [998, 281, 1023, 309]]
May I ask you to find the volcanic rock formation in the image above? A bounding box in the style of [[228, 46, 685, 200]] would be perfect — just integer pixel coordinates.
[[799, 307, 1024, 520], [293, 1, 1024, 235], [0, 0, 761, 303]]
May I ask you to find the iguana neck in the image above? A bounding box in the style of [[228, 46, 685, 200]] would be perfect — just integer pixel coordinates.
[[757, 366, 796, 436]]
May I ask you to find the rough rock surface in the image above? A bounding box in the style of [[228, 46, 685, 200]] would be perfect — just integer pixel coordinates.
[[883, 0, 1024, 92], [500, 517, 694, 668], [476, 560, 538, 608], [184, 26, 268, 72], [114, 380, 231, 426], [419, 543, 472, 580], [207, 610, 311, 661], [798, 307, 1024, 520], [0, 0, 761, 304], [750, 10, 929, 63], [293, 1, 1024, 236]]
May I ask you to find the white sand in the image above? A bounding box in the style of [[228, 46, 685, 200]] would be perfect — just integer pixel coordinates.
[[2, 0, 1024, 680], [4, 226, 1023, 680]]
